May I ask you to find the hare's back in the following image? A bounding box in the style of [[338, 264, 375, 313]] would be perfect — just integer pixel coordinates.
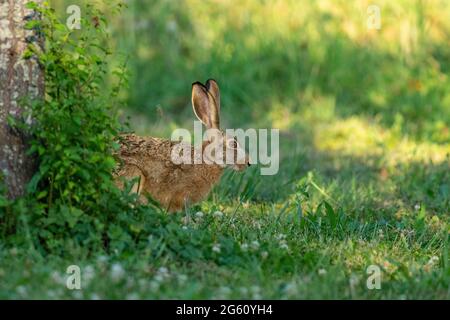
[[117, 133, 185, 180]]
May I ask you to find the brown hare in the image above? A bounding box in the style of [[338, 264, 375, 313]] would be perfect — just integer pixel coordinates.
[[114, 79, 250, 212]]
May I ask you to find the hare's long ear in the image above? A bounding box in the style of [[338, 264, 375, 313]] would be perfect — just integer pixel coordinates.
[[206, 79, 220, 112], [192, 81, 220, 129]]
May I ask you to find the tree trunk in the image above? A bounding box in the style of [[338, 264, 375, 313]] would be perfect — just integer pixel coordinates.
[[0, 0, 43, 199]]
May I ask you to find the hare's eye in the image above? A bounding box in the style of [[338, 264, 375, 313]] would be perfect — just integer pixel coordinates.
[[227, 139, 238, 149]]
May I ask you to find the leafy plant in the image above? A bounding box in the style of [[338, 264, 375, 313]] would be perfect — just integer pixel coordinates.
[[0, 1, 156, 254]]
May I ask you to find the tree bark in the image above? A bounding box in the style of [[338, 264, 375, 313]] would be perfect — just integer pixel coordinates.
[[0, 0, 43, 199]]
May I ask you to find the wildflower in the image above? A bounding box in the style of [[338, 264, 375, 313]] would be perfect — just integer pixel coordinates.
[[349, 275, 360, 286], [261, 251, 269, 259], [110, 263, 125, 282], [138, 279, 147, 289], [276, 233, 287, 240], [414, 203, 420, 211], [284, 282, 298, 296], [51, 271, 64, 285], [16, 285, 27, 297], [46, 290, 57, 299], [177, 274, 188, 283], [154, 266, 170, 283], [97, 255, 108, 264], [213, 210, 224, 218], [212, 243, 221, 253], [251, 285, 261, 299], [428, 256, 439, 265], [218, 286, 232, 296], [250, 285, 261, 293], [239, 287, 249, 296], [279, 239, 289, 250], [182, 225, 188, 230], [126, 293, 139, 300], [166, 20, 178, 33], [318, 268, 327, 276], [84, 265, 95, 285], [150, 280, 160, 291], [90, 293, 101, 300], [73, 291, 83, 299], [154, 274, 164, 282], [195, 211, 204, 218], [251, 240, 260, 250], [158, 267, 169, 275], [424, 255, 439, 272], [240, 243, 249, 252]]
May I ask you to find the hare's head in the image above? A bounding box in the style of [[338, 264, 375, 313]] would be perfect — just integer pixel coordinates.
[[192, 79, 250, 171]]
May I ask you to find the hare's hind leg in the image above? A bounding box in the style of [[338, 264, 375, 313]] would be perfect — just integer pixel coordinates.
[[116, 165, 145, 194], [129, 168, 146, 195], [129, 168, 148, 204]]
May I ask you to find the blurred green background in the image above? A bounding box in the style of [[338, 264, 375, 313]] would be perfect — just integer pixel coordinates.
[[57, 0, 450, 144]]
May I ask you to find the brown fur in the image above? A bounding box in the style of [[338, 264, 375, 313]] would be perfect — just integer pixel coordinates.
[[115, 134, 224, 212], [114, 79, 249, 212]]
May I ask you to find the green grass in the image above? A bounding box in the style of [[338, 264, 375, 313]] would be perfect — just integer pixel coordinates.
[[0, 0, 449, 299]]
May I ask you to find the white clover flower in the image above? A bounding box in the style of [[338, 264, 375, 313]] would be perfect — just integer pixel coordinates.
[[195, 211, 204, 218], [110, 263, 125, 281], [250, 285, 261, 294], [90, 293, 101, 300], [212, 243, 221, 253], [150, 280, 160, 290], [318, 268, 327, 276], [239, 287, 249, 295], [414, 203, 421, 211], [280, 242, 289, 250], [251, 240, 260, 250], [50, 271, 65, 285], [261, 251, 269, 259], [138, 279, 148, 289], [182, 225, 188, 230], [166, 20, 178, 33], [349, 275, 360, 286], [16, 285, 27, 297], [97, 255, 108, 264], [46, 290, 57, 299], [276, 233, 287, 240], [154, 274, 164, 282], [252, 292, 262, 299], [219, 286, 232, 295], [284, 282, 298, 295], [213, 210, 224, 218], [73, 291, 83, 299], [126, 293, 139, 300], [84, 265, 95, 284], [240, 243, 249, 252], [427, 256, 439, 265], [178, 274, 188, 283], [158, 267, 169, 275]]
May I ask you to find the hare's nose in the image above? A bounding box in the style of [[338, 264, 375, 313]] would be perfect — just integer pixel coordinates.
[[247, 162, 251, 167]]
